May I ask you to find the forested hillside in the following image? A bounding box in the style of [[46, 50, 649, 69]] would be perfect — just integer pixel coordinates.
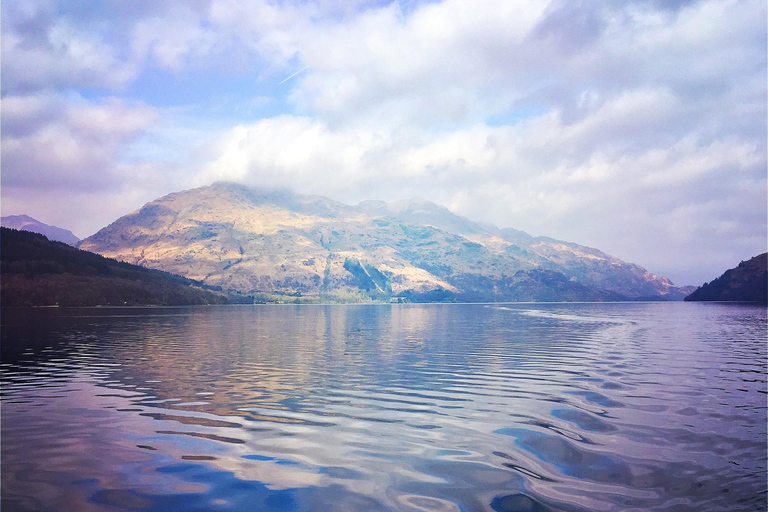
[[1, 227, 251, 306], [685, 253, 767, 304]]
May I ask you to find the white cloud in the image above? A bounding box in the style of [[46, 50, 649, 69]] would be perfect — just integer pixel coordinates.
[[195, 67, 765, 284], [131, 7, 217, 71], [1, 94, 158, 191], [1, 0, 765, 284], [290, 0, 551, 126], [1, 22, 137, 92]]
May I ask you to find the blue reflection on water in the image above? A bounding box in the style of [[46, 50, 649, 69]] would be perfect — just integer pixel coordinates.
[[1, 303, 766, 511]]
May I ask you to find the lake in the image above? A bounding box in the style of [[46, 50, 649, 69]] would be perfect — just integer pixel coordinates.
[[1, 302, 766, 511]]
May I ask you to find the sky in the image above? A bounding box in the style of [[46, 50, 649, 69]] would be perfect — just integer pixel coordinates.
[[2, 0, 766, 286]]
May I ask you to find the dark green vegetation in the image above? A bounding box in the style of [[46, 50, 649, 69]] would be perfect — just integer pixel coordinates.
[[1, 228, 252, 307], [685, 253, 767, 304]]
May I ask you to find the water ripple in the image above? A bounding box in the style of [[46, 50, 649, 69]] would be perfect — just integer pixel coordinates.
[[1, 302, 766, 511]]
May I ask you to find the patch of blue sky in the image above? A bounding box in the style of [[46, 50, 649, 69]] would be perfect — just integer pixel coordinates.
[[113, 62, 310, 167], [314, 0, 440, 18], [117, 115, 221, 166], [121, 63, 294, 122], [395, 0, 442, 15], [485, 103, 549, 128], [242, 454, 300, 465]]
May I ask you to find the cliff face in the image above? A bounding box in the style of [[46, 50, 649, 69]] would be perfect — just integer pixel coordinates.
[[78, 182, 686, 302], [685, 253, 768, 304]]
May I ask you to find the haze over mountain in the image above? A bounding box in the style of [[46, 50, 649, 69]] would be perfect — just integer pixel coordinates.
[[1, 215, 79, 245], [79, 183, 692, 302]]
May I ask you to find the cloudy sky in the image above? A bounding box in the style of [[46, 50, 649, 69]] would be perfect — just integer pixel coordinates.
[[2, 0, 765, 285]]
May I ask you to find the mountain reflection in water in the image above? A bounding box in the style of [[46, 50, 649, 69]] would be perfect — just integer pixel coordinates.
[[2, 303, 766, 511]]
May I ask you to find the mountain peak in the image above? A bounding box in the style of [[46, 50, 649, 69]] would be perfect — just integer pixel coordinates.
[[357, 197, 484, 235], [78, 183, 684, 302]]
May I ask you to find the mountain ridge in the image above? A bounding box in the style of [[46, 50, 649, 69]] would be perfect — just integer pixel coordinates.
[[78, 182, 690, 302], [685, 253, 767, 304], [1, 215, 79, 245]]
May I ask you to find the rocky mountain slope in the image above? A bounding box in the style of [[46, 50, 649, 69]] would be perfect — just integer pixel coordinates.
[[79, 182, 689, 302], [685, 253, 767, 304], [1, 215, 79, 245]]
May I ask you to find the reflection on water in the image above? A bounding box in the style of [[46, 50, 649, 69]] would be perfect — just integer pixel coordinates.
[[1, 303, 766, 511]]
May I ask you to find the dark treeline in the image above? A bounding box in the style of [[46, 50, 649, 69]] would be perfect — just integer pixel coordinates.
[[1, 227, 252, 307]]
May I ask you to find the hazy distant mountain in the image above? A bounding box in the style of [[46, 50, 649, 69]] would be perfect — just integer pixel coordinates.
[[1, 215, 79, 245], [79, 182, 688, 302], [1, 227, 250, 307], [685, 253, 767, 304]]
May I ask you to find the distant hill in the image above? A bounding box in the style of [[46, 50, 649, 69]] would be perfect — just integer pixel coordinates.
[[78, 182, 690, 303], [1, 227, 252, 307], [685, 253, 767, 304], [1, 215, 79, 245]]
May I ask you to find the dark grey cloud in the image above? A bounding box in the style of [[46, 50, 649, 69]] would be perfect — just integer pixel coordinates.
[[530, 0, 608, 53]]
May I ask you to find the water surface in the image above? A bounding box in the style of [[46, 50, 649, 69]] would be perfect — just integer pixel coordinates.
[[2, 303, 766, 511]]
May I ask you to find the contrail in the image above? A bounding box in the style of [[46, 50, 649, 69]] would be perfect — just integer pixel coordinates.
[[279, 66, 307, 84]]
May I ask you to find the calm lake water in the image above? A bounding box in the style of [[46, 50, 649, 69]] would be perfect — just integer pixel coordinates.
[[1, 303, 766, 512]]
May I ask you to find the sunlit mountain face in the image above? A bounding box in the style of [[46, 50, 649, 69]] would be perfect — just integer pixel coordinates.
[[79, 183, 692, 302]]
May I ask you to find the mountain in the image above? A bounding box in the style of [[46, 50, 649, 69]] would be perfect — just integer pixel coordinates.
[[78, 182, 688, 302], [1, 214, 79, 245], [0, 227, 251, 307], [685, 253, 767, 304]]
